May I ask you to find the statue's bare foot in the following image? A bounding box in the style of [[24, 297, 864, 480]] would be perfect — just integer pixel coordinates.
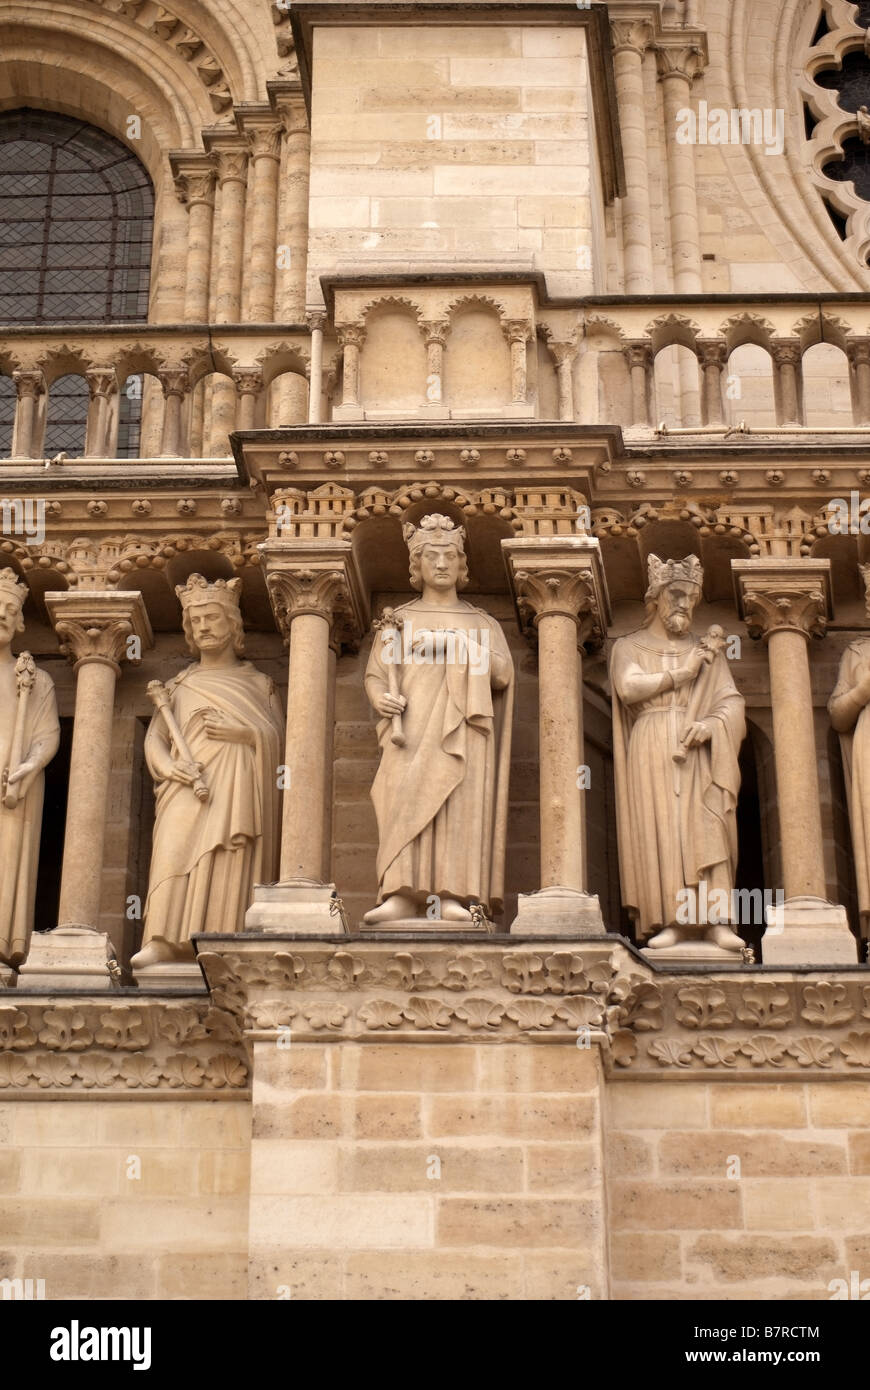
[[363, 893, 416, 924], [645, 925, 681, 950], [440, 898, 472, 922], [130, 938, 177, 968], [705, 923, 745, 952]]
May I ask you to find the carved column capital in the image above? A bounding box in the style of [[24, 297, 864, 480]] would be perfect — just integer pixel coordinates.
[[306, 310, 328, 334], [259, 540, 369, 650], [85, 368, 117, 401], [623, 339, 654, 371], [732, 560, 833, 643], [770, 338, 802, 367], [12, 369, 44, 399], [610, 17, 653, 57], [203, 131, 250, 186], [503, 318, 531, 346], [45, 591, 154, 674], [421, 319, 450, 347], [158, 364, 190, 398], [547, 340, 577, 369], [655, 42, 706, 82], [502, 538, 611, 647], [697, 338, 728, 369], [232, 366, 265, 396], [170, 152, 217, 208], [237, 108, 285, 163], [847, 337, 870, 367], [337, 324, 366, 350]]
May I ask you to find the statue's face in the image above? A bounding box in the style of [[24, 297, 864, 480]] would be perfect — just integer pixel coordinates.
[[0, 594, 23, 647], [657, 581, 700, 635], [419, 543, 462, 591], [188, 601, 234, 653]]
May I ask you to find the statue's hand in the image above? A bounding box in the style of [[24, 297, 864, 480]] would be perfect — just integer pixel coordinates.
[[202, 711, 254, 746], [6, 759, 37, 787], [686, 645, 714, 677], [374, 692, 407, 718], [166, 758, 205, 787], [682, 719, 713, 748]]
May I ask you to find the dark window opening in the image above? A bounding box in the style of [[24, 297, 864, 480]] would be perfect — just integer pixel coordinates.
[[822, 194, 849, 239], [33, 713, 71, 934], [810, 9, 830, 46]]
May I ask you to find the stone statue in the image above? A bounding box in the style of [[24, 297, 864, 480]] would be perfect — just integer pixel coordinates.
[[610, 554, 746, 954], [0, 569, 59, 968], [131, 574, 283, 968], [363, 514, 514, 925], [829, 565, 870, 940]]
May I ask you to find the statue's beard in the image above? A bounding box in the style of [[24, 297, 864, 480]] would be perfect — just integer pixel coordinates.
[[663, 612, 690, 634]]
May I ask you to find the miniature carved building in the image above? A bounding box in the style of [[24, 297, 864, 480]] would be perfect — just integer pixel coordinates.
[[2, 0, 870, 1301]]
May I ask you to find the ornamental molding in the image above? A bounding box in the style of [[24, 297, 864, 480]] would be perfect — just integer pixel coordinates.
[[193, 940, 870, 1079], [0, 1000, 247, 1095]]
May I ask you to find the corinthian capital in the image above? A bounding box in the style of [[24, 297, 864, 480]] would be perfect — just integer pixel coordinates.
[[503, 538, 611, 648], [45, 591, 153, 673], [610, 18, 653, 57], [656, 42, 706, 82], [732, 560, 833, 643], [259, 540, 368, 649]]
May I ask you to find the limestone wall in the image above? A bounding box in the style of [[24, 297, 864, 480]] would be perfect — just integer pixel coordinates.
[[0, 1098, 250, 1300], [606, 1079, 870, 1301]]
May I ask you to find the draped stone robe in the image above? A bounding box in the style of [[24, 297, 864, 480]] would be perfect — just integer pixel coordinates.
[[830, 638, 870, 939], [364, 600, 514, 915], [610, 629, 745, 939], [0, 663, 59, 965], [143, 662, 283, 944]]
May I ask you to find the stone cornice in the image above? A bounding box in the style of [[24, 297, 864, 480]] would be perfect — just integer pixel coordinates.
[[193, 936, 870, 1080]]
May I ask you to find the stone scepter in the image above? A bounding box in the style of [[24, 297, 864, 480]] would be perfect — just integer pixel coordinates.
[[372, 606, 406, 747], [146, 678, 209, 802], [2, 653, 36, 810]]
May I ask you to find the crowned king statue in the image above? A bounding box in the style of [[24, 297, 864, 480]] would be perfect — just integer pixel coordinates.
[[131, 574, 283, 968], [610, 554, 746, 955], [363, 515, 515, 925]]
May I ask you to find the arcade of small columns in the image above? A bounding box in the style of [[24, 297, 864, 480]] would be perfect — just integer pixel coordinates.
[[21, 531, 861, 973]]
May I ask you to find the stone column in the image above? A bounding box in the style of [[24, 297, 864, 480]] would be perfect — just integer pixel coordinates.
[[157, 364, 190, 457], [170, 153, 217, 322], [505, 320, 530, 409], [84, 369, 117, 458], [847, 338, 870, 424], [21, 592, 154, 988], [271, 85, 309, 322], [656, 43, 705, 292], [611, 18, 654, 292], [772, 340, 803, 426], [11, 371, 44, 459], [502, 536, 611, 934], [307, 311, 326, 424], [203, 132, 249, 323], [548, 342, 576, 422], [733, 559, 856, 963], [233, 366, 265, 432], [244, 539, 367, 933], [421, 319, 449, 416], [623, 341, 653, 426], [335, 325, 365, 419], [698, 340, 727, 426], [237, 108, 284, 321]]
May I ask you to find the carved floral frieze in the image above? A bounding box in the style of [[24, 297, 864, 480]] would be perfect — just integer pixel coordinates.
[[194, 941, 870, 1079], [0, 1000, 247, 1094]]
